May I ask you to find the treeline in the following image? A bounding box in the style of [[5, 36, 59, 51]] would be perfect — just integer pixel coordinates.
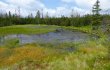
[[0, 11, 110, 27], [0, 11, 92, 27]]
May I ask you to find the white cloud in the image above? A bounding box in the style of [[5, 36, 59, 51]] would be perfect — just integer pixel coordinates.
[[0, 1, 8, 7], [42, 6, 87, 17], [0, 0, 46, 16], [62, 0, 110, 10], [75, 0, 110, 10], [0, 0, 110, 17], [0, 0, 82, 17], [100, 0, 110, 9], [74, 0, 94, 9]]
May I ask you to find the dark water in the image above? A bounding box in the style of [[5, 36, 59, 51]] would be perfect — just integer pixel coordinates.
[[0, 29, 98, 45]]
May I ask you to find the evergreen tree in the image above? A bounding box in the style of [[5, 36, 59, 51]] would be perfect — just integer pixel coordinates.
[[92, 0, 101, 30], [71, 9, 74, 18], [35, 10, 41, 24], [8, 11, 11, 18], [35, 10, 40, 18], [45, 12, 49, 18]]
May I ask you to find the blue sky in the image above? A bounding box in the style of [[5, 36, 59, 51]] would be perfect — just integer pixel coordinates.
[[42, 0, 76, 8], [0, 0, 110, 17], [42, 0, 62, 8]]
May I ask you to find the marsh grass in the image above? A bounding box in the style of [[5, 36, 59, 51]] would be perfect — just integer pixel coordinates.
[[2, 38, 20, 48], [0, 43, 66, 68], [0, 40, 109, 70], [0, 25, 59, 36]]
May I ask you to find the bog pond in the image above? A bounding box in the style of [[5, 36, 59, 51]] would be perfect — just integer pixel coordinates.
[[0, 29, 99, 45]]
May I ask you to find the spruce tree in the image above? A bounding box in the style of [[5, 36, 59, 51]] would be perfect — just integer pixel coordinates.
[[92, 0, 101, 30], [35, 10, 41, 24]]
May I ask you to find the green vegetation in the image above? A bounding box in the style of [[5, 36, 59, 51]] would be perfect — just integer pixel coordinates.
[[92, 0, 102, 30], [0, 25, 59, 36], [0, 24, 109, 70], [0, 0, 110, 70], [0, 40, 109, 70], [63, 25, 106, 38]]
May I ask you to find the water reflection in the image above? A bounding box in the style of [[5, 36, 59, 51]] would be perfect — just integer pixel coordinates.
[[0, 29, 99, 45]]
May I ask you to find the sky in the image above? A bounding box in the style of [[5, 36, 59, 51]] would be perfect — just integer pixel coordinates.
[[0, 0, 110, 17]]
